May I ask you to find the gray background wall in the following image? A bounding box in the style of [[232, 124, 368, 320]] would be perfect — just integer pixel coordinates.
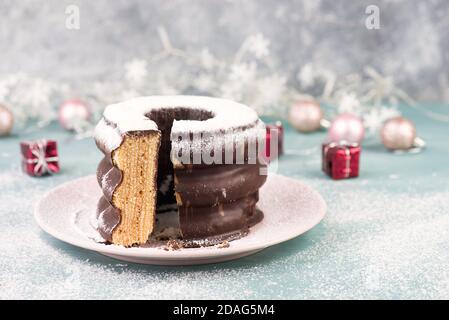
[[1, 0, 448, 102]]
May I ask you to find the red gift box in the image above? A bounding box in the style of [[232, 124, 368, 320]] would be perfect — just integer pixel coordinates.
[[20, 140, 60, 176], [265, 121, 284, 160], [322, 141, 360, 180]]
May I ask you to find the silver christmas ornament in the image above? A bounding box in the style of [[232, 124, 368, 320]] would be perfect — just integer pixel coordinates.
[[288, 100, 324, 133], [381, 117, 422, 151], [0, 104, 14, 136]]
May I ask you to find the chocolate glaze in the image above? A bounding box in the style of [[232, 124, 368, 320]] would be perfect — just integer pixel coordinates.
[[178, 190, 263, 239], [174, 164, 266, 207], [96, 156, 122, 202], [95, 149, 123, 242], [96, 195, 120, 242], [180, 209, 263, 247], [95, 106, 267, 245]]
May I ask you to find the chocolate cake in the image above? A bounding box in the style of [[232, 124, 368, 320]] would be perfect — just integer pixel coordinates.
[[94, 96, 267, 247]]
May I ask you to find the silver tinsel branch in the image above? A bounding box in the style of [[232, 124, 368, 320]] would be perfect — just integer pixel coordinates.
[[0, 26, 421, 137]]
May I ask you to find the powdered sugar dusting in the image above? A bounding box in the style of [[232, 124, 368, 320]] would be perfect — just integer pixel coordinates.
[[72, 209, 104, 243], [106, 95, 258, 133], [2, 164, 449, 299], [172, 120, 266, 156], [95, 95, 262, 153], [32, 175, 449, 299], [96, 210, 116, 236], [93, 118, 123, 152]]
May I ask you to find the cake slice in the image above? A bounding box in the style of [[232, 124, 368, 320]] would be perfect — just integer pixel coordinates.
[[109, 132, 161, 246]]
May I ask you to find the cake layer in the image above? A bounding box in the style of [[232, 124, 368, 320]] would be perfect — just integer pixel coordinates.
[[109, 132, 160, 246]]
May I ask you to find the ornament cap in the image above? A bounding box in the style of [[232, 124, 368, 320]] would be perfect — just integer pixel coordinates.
[[320, 118, 331, 129]]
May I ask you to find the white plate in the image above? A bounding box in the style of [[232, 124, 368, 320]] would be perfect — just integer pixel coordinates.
[[35, 174, 326, 265]]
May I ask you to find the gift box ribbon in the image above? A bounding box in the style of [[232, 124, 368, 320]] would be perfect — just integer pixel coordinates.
[[24, 140, 59, 175]]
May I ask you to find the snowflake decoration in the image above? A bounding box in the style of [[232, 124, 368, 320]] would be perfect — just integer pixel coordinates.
[[0, 73, 62, 128], [193, 74, 215, 92], [250, 74, 287, 114], [245, 33, 270, 59], [297, 63, 336, 98], [363, 106, 400, 135], [199, 48, 217, 70], [338, 92, 362, 115], [360, 66, 415, 106], [0, 28, 421, 138], [124, 59, 148, 87], [0, 82, 9, 101], [298, 63, 316, 89], [228, 62, 257, 84]]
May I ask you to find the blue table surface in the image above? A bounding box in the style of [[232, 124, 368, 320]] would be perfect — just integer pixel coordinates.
[[1, 104, 448, 299]]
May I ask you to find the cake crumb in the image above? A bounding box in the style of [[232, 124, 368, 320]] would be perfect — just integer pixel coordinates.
[[217, 241, 230, 249], [164, 239, 183, 251], [155, 227, 181, 241]]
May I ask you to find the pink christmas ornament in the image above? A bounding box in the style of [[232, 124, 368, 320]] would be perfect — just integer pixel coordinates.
[[288, 100, 323, 133], [58, 99, 91, 131], [0, 104, 14, 136], [327, 113, 365, 143], [381, 117, 416, 150]]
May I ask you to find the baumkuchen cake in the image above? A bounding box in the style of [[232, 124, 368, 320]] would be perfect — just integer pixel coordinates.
[[94, 96, 267, 247]]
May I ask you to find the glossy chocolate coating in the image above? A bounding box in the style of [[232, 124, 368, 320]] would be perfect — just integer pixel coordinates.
[[178, 191, 263, 239], [95, 151, 122, 243], [96, 195, 120, 242], [175, 162, 266, 239]]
